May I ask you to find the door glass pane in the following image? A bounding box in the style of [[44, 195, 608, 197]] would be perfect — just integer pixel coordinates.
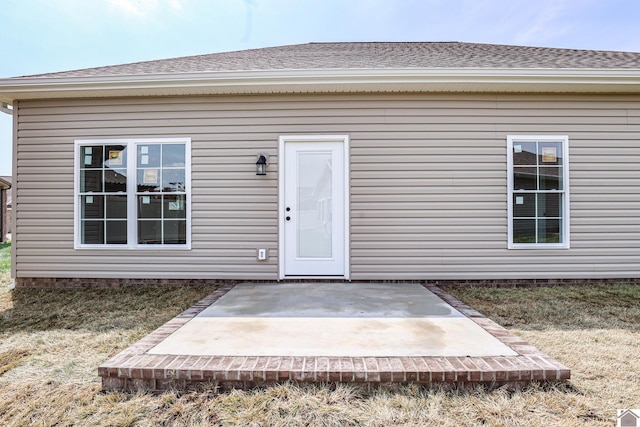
[[297, 152, 332, 258]]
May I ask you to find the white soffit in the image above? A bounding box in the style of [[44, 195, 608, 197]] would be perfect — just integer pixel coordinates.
[[1, 68, 640, 103]]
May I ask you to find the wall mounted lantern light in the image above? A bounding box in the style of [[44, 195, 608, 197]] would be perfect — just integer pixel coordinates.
[[256, 154, 268, 175]]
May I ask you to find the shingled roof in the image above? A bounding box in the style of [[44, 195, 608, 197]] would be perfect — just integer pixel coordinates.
[[25, 42, 640, 78], [2, 42, 640, 102]]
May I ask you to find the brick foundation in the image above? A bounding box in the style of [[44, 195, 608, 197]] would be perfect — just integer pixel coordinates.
[[433, 277, 640, 288], [15, 276, 640, 289], [14, 277, 241, 289]]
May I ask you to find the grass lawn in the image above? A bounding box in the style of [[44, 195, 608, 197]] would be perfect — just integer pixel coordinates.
[[1, 251, 639, 426], [0, 242, 10, 286]]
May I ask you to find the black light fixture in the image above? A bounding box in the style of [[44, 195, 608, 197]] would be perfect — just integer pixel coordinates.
[[256, 154, 268, 175]]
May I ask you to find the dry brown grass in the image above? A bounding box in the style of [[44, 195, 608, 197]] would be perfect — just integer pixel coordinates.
[[0, 277, 638, 426], [0, 349, 30, 376]]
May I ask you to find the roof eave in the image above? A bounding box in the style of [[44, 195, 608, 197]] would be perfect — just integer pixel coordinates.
[[1, 68, 640, 103]]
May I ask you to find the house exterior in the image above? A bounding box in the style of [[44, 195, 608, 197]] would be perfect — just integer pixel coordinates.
[[1, 42, 640, 287], [0, 176, 9, 243], [3, 177, 11, 239]]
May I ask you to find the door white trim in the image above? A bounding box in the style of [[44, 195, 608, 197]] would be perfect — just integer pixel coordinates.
[[278, 135, 350, 279]]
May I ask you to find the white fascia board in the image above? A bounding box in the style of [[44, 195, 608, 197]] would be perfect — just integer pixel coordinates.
[[1, 68, 640, 103]]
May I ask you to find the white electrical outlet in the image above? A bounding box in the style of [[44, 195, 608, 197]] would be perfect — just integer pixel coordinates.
[[257, 248, 267, 261]]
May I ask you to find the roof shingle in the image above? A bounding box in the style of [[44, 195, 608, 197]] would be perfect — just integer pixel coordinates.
[[24, 42, 640, 79]]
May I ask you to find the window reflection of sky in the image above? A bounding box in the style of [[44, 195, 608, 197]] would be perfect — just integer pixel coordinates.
[[162, 144, 186, 167], [136, 144, 186, 192]]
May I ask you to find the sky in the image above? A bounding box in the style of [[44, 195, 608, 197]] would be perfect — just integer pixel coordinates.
[[1, 0, 640, 175]]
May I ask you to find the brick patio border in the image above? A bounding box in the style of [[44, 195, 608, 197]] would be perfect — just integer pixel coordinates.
[[98, 283, 570, 392]]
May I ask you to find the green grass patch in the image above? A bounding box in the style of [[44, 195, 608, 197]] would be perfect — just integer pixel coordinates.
[[0, 242, 10, 274], [0, 242, 10, 287]]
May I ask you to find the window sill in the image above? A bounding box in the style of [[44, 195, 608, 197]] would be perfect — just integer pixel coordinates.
[[508, 243, 570, 250], [74, 244, 192, 251]]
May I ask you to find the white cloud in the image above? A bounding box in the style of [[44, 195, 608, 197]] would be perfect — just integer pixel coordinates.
[[109, 0, 155, 17], [108, 0, 184, 18], [167, 0, 183, 11]]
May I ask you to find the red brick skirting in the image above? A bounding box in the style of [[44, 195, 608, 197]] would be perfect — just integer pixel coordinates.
[[14, 277, 240, 289], [18, 276, 640, 289], [98, 283, 570, 392]]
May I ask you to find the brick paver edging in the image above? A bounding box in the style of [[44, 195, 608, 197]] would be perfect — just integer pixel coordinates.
[[98, 283, 570, 392]]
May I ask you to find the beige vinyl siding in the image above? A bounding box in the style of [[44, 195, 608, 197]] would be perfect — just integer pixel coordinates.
[[14, 93, 640, 280]]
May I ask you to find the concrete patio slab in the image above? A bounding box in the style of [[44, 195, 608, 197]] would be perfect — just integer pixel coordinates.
[[98, 282, 571, 392], [148, 283, 517, 357]]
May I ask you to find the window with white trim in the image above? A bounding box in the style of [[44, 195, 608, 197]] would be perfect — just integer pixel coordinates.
[[507, 135, 569, 248], [75, 138, 191, 248]]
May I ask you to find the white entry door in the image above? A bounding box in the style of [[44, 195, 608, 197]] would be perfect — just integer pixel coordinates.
[[280, 135, 349, 277]]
